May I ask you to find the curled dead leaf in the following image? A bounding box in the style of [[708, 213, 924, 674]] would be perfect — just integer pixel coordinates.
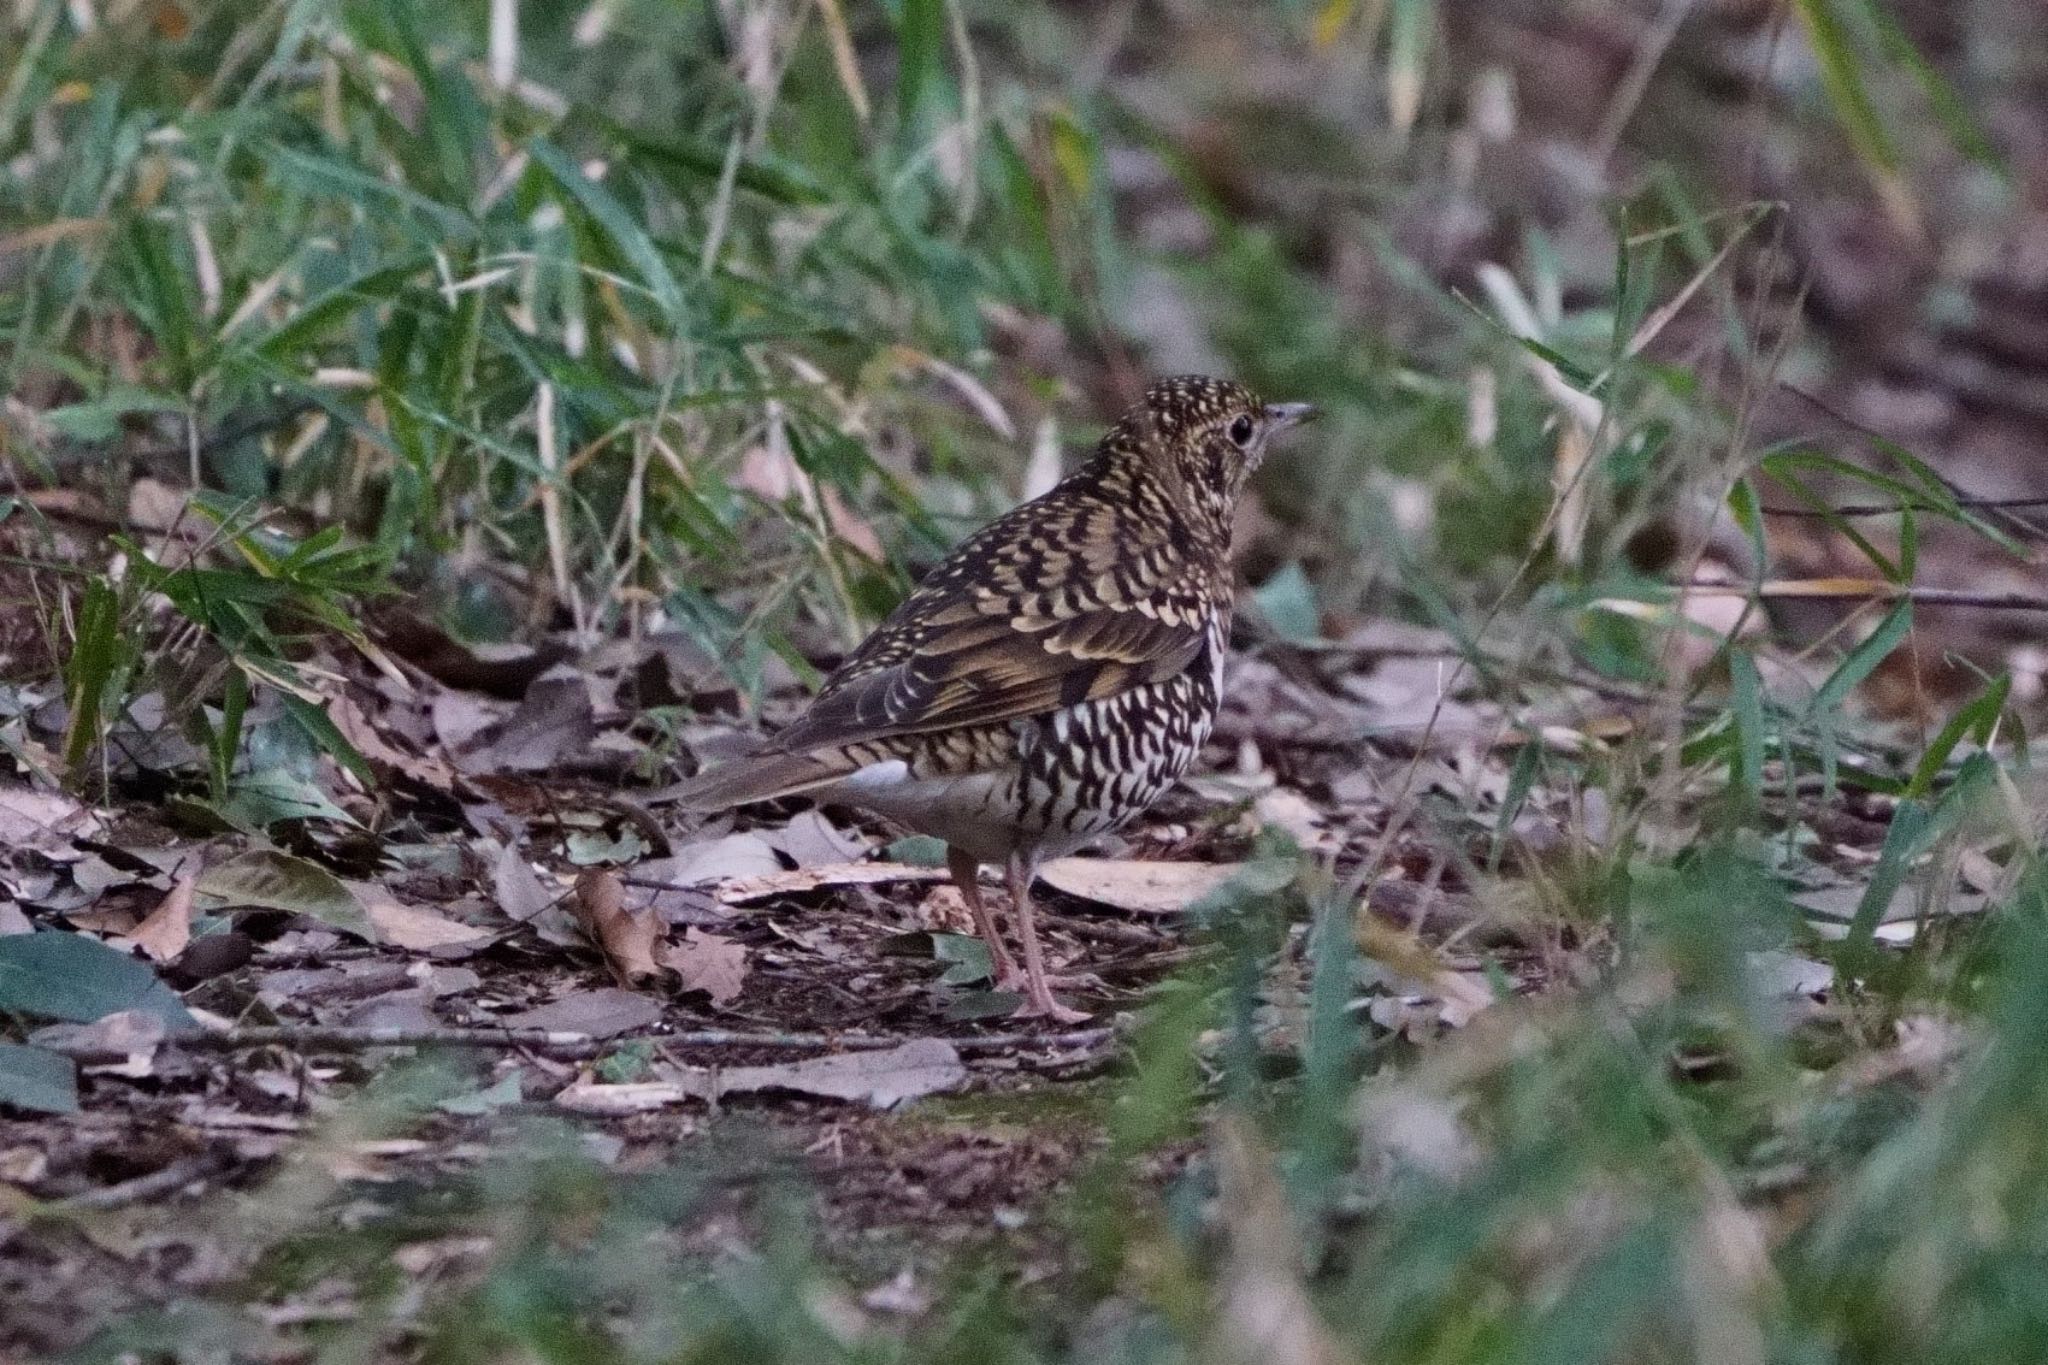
[[116, 872, 196, 963], [571, 868, 662, 986]]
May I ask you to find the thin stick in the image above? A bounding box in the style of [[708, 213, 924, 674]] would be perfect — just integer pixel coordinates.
[[1761, 495, 2048, 519], [57, 1154, 233, 1211], [1676, 579, 2048, 612], [51, 1023, 1116, 1062]]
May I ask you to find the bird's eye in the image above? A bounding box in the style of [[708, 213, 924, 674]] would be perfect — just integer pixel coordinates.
[[1227, 414, 1256, 447]]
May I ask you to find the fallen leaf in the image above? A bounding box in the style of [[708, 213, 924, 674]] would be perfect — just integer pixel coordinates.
[[554, 1038, 966, 1114], [570, 868, 662, 986], [437, 1071, 523, 1115], [0, 931, 195, 1030], [456, 667, 596, 774], [1252, 788, 1338, 857], [638, 832, 782, 889], [355, 883, 491, 952], [378, 609, 572, 697], [659, 928, 748, 1007], [0, 1043, 76, 1115], [1038, 858, 1278, 915], [0, 784, 104, 857], [115, 872, 197, 962], [491, 844, 558, 922], [431, 689, 502, 751], [29, 1008, 167, 1076], [327, 692, 460, 791], [717, 861, 949, 905], [199, 851, 372, 938], [503, 987, 663, 1038], [760, 810, 871, 868]]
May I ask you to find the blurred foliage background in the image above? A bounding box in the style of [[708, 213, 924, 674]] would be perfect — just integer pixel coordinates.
[[10, 1, 2048, 1361]]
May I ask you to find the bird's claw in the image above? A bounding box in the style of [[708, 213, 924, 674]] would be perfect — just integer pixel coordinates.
[[1012, 995, 1094, 1025]]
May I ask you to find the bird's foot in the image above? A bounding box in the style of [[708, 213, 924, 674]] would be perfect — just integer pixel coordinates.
[[1011, 992, 1094, 1025], [993, 966, 1105, 995]]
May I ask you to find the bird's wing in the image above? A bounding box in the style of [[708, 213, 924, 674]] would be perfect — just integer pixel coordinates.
[[766, 553, 1213, 757]]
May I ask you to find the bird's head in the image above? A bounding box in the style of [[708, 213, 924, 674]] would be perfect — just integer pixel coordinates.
[[1119, 375, 1317, 523]]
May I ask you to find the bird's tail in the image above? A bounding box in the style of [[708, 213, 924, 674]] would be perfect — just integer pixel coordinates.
[[667, 747, 853, 812]]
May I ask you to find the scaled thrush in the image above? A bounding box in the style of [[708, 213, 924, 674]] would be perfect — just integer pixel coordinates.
[[675, 376, 1317, 1020]]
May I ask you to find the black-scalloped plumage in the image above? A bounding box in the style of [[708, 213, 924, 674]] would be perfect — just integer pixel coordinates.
[[677, 376, 1317, 1019]]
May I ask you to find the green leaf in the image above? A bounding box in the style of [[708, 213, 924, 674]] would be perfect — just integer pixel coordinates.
[[0, 1043, 78, 1115], [1253, 562, 1321, 643], [1729, 649, 1767, 810], [41, 386, 184, 442], [894, 0, 945, 131], [213, 772, 358, 833], [265, 143, 477, 245], [436, 1071, 523, 1116], [885, 835, 949, 868], [1906, 674, 2011, 800], [0, 932, 195, 1030], [1792, 0, 1906, 200], [1859, 0, 2005, 177], [1809, 599, 1912, 721], [61, 577, 123, 778], [528, 138, 685, 324], [197, 850, 371, 937], [932, 933, 993, 986]]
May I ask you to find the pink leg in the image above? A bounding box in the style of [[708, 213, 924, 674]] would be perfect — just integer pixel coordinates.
[[947, 847, 1021, 987], [1006, 852, 1091, 1023]]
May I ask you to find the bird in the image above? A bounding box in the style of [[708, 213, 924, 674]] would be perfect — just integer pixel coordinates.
[[674, 376, 1318, 1021]]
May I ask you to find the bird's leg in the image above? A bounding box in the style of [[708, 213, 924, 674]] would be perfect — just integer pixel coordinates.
[[1006, 852, 1092, 1024], [947, 846, 1021, 988]]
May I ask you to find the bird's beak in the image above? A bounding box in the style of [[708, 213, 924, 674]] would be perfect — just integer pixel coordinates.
[[1264, 401, 1320, 430]]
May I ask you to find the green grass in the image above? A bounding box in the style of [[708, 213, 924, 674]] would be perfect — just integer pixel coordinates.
[[8, 2, 2048, 1362]]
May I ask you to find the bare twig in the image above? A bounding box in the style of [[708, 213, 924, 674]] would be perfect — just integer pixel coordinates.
[[56, 1153, 234, 1211], [50, 1022, 1117, 1061], [1761, 495, 2048, 519], [1678, 579, 2048, 612]]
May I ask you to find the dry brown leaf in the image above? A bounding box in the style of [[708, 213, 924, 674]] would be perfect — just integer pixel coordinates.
[[504, 987, 662, 1038], [30, 1010, 168, 1078], [491, 844, 557, 922], [327, 692, 459, 791], [571, 868, 662, 986], [1037, 858, 1246, 915], [353, 882, 491, 952], [716, 861, 949, 905], [736, 442, 885, 562], [760, 810, 870, 867], [1253, 788, 1338, 857], [116, 872, 196, 962], [640, 831, 781, 888], [456, 668, 597, 775], [66, 904, 143, 935], [0, 783, 105, 857], [658, 928, 748, 1007]]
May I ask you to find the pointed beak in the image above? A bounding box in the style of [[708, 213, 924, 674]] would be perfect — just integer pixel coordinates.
[[1264, 401, 1320, 431]]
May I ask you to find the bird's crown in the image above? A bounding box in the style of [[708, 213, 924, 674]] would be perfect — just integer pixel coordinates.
[[1098, 374, 1316, 527]]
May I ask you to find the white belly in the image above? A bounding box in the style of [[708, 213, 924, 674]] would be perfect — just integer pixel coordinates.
[[826, 760, 1029, 864]]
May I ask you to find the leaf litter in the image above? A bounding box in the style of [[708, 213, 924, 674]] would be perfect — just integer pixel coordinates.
[[0, 583, 1998, 1356]]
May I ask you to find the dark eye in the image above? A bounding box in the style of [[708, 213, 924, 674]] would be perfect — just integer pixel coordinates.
[[1228, 414, 1255, 447]]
